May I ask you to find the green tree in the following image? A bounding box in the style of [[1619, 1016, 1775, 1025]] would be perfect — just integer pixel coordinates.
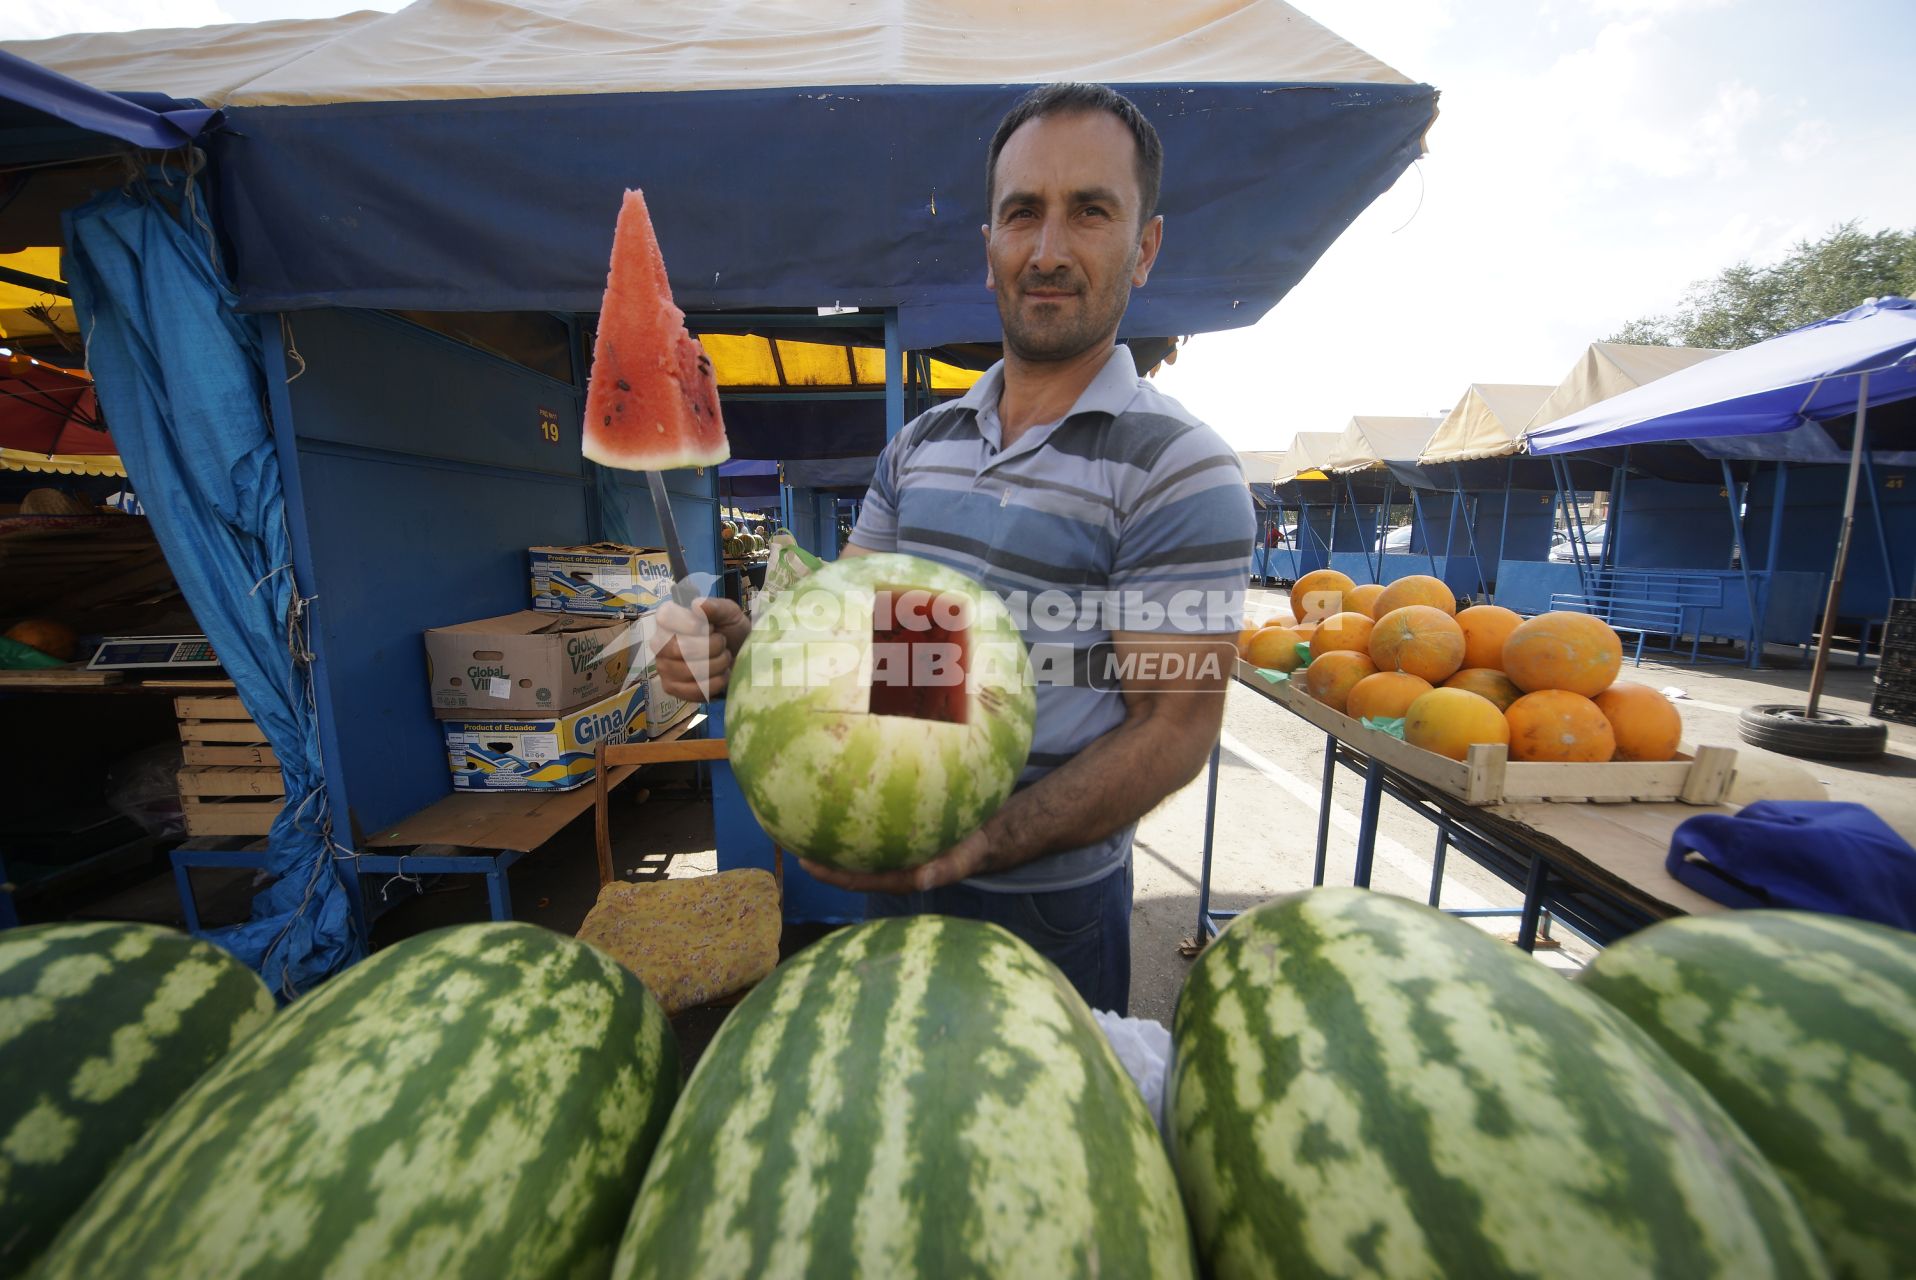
[[1608, 221, 1916, 349]]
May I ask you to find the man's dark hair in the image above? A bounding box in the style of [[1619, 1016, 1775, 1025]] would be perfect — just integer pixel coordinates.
[[985, 82, 1164, 227]]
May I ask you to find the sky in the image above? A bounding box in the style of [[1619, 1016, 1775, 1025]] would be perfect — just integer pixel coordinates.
[[6, 0, 1914, 453]]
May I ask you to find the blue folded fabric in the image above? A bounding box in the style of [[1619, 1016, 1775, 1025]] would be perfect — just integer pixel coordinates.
[[1667, 801, 1916, 930]]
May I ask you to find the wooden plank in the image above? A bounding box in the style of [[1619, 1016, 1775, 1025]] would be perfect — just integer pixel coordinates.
[[1480, 801, 1730, 919], [368, 713, 709, 852], [174, 695, 253, 720], [1679, 745, 1737, 805], [182, 796, 283, 837], [178, 768, 286, 798], [177, 720, 270, 744], [182, 744, 280, 767], [0, 668, 123, 688], [601, 738, 729, 766]]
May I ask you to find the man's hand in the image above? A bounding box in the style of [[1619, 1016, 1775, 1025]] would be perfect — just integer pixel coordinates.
[[797, 828, 995, 896], [652, 597, 752, 701]]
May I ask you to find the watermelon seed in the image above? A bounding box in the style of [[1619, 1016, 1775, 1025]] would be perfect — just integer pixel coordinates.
[[602, 416, 611, 426], [616, 379, 631, 392]]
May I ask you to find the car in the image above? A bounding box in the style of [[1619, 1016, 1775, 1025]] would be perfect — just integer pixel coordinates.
[[1380, 524, 1413, 553], [1549, 523, 1608, 562]]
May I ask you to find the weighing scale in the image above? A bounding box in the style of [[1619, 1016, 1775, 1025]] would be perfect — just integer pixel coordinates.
[[86, 635, 221, 671]]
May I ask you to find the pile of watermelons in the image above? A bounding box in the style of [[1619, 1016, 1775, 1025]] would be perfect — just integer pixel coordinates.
[[4, 895, 1911, 1278]]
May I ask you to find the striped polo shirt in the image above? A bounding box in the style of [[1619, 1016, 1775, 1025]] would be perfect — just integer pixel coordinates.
[[849, 344, 1255, 892]]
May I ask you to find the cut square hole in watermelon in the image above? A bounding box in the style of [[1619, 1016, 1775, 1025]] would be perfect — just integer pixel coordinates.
[[868, 587, 970, 724]]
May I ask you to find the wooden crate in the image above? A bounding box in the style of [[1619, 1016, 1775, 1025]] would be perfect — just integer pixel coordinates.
[[175, 696, 285, 836], [1242, 661, 1736, 806]]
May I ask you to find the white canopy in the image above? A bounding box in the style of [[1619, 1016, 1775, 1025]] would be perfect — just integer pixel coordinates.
[[1523, 342, 1725, 438], [1419, 384, 1554, 464], [5, 0, 1414, 109], [1239, 450, 1290, 486], [1272, 431, 1345, 484], [1323, 415, 1442, 472]]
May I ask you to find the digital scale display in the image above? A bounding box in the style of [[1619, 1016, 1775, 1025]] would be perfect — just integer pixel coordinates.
[[87, 635, 221, 671]]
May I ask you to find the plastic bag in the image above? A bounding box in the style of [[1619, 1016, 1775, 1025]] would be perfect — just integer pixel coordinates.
[[105, 743, 187, 837], [1092, 1009, 1174, 1139], [752, 532, 824, 619]]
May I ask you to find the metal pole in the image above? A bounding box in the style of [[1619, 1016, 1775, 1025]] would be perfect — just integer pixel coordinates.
[[1860, 451, 1896, 616], [1720, 460, 1760, 667], [1807, 372, 1870, 717], [1495, 456, 1515, 604], [1761, 461, 1789, 663], [1312, 736, 1335, 886], [1605, 448, 1631, 570], [882, 310, 906, 440], [1412, 490, 1438, 574], [1378, 474, 1395, 579], [1196, 738, 1222, 940]]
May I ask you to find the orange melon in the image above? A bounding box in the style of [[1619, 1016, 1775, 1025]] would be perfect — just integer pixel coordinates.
[[4, 618, 78, 661], [1454, 604, 1522, 671], [1372, 574, 1457, 619], [1236, 626, 1261, 658], [1501, 611, 1623, 697], [1309, 611, 1375, 660], [1346, 582, 1386, 618], [1244, 626, 1306, 673], [1594, 682, 1682, 762], [1289, 569, 1356, 624], [1442, 667, 1524, 712], [1345, 671, 1433, 722], [1506, 690, 1617, 763], [1258, 612, 1300, 630], [1368, 605, 1467, 683], [1302, 650, 1378, 714], [1403, 687, 1511, 761]]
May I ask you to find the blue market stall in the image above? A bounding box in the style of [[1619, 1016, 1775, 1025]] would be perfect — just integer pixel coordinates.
[[1319, 415, 1446, 588], [2, 0, 1438, 982], [1409, 383, 1556, 598]]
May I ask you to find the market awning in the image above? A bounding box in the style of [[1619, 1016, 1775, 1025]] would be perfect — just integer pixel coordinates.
[[1523, 342, 1724, 440], [1271, 431, 1344, 485], [3, 0, 1439, 347], [0, 247, 74, 341], [1323, 415, 1441, 473], [0, 351, 120, 476], [1420, 383, 1553, 464]]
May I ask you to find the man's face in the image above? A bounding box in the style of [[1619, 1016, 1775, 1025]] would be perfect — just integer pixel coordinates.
[[984, 111, 1163, 363]]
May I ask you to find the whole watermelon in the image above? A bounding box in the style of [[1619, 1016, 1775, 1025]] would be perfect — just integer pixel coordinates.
[[614, 916, 1194, 1279], [1577, 910, 1916, 1280], [0, 923, 273, 1277], [36, 923, 679, 1280], [727, 552, 1035, 871], [1168, 888, 1828, 1279]]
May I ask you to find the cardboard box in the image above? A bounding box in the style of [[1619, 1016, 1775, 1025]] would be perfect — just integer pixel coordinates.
[[423, 610, 632, 715], [643, 660, 693, 738], [530, 543, 675, 616], [443, 685, 646, 792]]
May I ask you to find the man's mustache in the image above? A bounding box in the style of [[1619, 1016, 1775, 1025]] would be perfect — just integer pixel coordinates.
[[1019, 272, 1083, 294]]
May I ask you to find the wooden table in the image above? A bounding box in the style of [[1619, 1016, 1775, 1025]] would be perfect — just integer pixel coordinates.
[[346, 713, 709, 924], [1203, 668, 1728, 950]]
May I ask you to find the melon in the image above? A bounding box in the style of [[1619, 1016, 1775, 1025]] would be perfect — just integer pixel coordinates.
[[726, 553, 1036, 872], [1368, 604, 1467, 683], [1403, 686, 1511, 760], [1345, 671, 1432, 722], [1372, 573, 1456, 618], [1308, 610, 1374, 660], [1288, 569, 1355, 623], [1506, 689, 1617, 762], [583, 189, 730, 471], [1302, 650, 1376, 714], [3, 618, 78, 661], [1345, 582, 1386, 618], [1455, 604, 1522, 671], [1502, 611, 1622, 697], [1594, 682, 1683, 762], [1244, 625, 1305, 673], [1442, 667, 1524, 712]]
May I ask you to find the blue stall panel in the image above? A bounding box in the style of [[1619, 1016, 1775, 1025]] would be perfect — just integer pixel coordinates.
[[599, 465, 722, 581], [1746, 464, 1915, 621], [1614, 477, 1736, 571], [277, 309, 590, 836]]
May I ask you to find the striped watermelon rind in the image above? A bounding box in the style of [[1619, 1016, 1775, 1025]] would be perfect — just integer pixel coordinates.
[[0, 922, 274, 1277], [1576, 910, 1916, 1280], [35, 922, 679, 1280], [727, 552, 1036, 871], [1169, 888, 1829, 1279], [613, 916, 1194, 1279]]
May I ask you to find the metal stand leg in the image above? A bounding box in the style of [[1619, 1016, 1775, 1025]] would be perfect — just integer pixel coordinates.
[[173, 860, 202, 934], [1428, 817, 1450, 908], [1352, 757, 1385, 889], [1312, 736, 1335, 887], [486, 862, 514, 922], [1516, 855, 1549, 952], [1196, 738, 1222, 940]]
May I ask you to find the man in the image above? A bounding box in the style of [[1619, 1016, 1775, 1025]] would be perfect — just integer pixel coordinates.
[[656, 83, 1254, 1013]]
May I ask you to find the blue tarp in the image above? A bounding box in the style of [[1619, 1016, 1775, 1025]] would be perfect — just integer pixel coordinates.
[[1528, 297, 1916, 454], [203, 82, 1436, 346], [0, 50, 214, 151], [65, 175, 356, 996]]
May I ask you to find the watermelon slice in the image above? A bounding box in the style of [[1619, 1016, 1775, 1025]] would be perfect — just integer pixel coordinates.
[[582, 189, 729, 471]]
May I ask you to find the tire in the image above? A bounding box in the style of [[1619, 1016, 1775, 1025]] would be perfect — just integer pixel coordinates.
[[1737, 704, 1888, 760]]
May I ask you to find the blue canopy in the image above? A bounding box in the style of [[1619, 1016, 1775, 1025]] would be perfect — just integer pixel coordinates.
[[1528, 297, 1916, 454], [0, 49, 214, 153]]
